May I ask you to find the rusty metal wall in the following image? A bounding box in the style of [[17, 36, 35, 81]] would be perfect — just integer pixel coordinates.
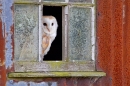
[[0, 0, 130, 86], [96, 0, 130, 86], [0, 0, 11, 86], [122, 0, 130, 86], [0, 9, 6, 86]]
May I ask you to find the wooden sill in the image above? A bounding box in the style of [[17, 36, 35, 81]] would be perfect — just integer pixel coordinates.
[[8, 72, 106, 78]]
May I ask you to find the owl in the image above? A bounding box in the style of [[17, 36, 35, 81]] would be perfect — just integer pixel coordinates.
[[40, 16, 58, 61]]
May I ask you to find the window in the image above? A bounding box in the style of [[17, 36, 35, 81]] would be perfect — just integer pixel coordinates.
[[9, 0, 106, 77], [43, 6, 62, 61]]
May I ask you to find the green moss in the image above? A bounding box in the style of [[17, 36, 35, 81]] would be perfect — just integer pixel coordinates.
[[8, 72, 106, 78], [15, 61, 95, 72]]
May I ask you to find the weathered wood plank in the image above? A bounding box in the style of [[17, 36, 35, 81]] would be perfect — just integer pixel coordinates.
[[14, 61, 95, 72], [8, 72, 106, 77], [14, 1, 94, 7]]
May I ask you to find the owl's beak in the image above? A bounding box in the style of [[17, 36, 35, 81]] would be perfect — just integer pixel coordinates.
[[46, 27, 50, 32]]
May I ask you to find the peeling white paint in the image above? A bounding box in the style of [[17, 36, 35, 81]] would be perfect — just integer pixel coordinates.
[[91, 7, 95, 61], [39, 0, 42, 61], [0, 0, 14, 69], [6, 80, 57, 86], [7, 81, 28, 86], [0, 0, 5, 38]]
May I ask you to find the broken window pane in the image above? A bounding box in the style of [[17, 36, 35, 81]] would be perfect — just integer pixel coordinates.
[[14, 4, 39, 61], [68, 7, 92, 61]]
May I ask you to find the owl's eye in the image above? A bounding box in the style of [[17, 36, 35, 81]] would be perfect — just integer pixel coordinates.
[[52, 23, 54, 26], [43, 23, 47, 26]]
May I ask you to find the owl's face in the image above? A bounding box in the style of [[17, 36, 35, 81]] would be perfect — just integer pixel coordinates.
[[42, 16, 58, 34]]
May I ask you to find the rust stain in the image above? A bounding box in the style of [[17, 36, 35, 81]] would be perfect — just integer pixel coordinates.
[[0, 0, 14, 86], [0, 2, 6, 86], [96, 0, 128, 86], [9, 24, 14, 72], [4, 0, 14, 70], [111, 1, 124, 86], [96, 0, 112, 85], [0, 11, 6, 86], [123, 0, 130, 86], [0, 40, 6, 86]]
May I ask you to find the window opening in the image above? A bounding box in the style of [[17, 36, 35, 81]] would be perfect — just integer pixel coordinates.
[[43, 6, 62, 61], [13, 1, 98, 73]]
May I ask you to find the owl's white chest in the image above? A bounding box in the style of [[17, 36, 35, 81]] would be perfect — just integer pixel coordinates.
[[43, 31, 56, 42]]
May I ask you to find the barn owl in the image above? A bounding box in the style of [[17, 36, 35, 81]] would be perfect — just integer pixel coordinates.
[[40, 16, 58, 61]]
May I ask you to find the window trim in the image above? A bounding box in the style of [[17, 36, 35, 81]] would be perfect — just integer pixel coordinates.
[[12, 0, 103, 76], [8, 72, 106, 78]]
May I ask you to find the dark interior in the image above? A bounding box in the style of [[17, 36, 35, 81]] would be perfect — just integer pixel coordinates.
[[43, 6, 62, 61]]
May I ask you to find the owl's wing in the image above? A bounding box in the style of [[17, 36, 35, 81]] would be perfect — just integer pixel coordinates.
[[42, 35, 50, 54]]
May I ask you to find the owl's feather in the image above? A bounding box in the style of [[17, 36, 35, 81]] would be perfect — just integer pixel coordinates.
[[42, 35, 50, 52], [40, 16, 58, 61]]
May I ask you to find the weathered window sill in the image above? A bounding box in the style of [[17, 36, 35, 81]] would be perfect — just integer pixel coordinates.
[[8, 72, 106, 78]]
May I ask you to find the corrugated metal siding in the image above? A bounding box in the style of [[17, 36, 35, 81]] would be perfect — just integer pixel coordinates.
[[123, 0, 130, 86], [0, 0, 130, 86], [96, 0, 123, 85], [96, 0, 129, 86]]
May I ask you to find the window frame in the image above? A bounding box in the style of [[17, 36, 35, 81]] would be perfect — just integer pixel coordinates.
[[11, 0, 105, 76]]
